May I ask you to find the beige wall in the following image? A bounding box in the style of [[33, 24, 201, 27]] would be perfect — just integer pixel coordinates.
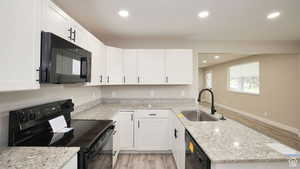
[[202, 54, 300, 131], [0, 85, 101, 146]]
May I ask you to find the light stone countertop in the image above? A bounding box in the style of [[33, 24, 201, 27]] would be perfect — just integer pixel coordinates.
[[72, 102, 300, 164], [0, 147, 79, 169]]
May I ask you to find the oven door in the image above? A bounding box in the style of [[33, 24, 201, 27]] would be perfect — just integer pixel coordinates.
[[86, 126, 114, 169], [40, 32, 91, 84], [185, 130, 211, 169]]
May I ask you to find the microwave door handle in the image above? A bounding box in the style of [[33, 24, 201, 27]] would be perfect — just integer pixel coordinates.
[[80, 57, 87, 78]]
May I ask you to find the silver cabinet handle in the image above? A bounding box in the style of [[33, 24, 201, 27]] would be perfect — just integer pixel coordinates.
[[68, 27, 73, 40], [148, 113, 157, 116], [138, 120, 140, 128], [131, 114, 133, 121]]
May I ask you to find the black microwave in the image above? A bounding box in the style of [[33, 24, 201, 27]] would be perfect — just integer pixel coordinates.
[[40, 32, 91, 84]]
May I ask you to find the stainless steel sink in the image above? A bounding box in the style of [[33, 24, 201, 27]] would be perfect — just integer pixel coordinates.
[[181, 110, 218, 121]]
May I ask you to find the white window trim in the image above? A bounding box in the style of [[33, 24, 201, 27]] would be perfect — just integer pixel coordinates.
[[205, 71, 213, 89], [227, 61, 260, 95]]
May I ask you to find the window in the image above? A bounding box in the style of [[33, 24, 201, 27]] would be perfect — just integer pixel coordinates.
[[205, 71, 212, 89], [228, 62, 260, 94]]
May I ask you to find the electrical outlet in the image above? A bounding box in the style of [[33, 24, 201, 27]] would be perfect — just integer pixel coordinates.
[[181, 90, 185, 97], [150, 90, 155, 97]]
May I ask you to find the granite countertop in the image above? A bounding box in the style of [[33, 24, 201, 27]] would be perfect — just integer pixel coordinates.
[[72, 102, 299, 163], [0, 147, 79, 169]]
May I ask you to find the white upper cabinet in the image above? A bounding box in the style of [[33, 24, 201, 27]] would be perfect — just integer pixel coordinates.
[[0, 0, 41, 92], [123, 50, 138, 84], [42, 0, 88, 49], [106, 46, 123, 84], [42, 0, 70, 40], [86, 32, 103, 86], [69, 19, 88, 49], [165, 49, 193, 84], [99, 45, 107, 85], [137, 50, 166, 84]]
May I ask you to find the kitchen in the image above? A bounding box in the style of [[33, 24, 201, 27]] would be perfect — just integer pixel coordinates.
[[0, 0, 300, 169]]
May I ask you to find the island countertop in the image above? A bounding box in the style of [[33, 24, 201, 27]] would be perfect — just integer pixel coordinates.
[[72, 102, 299, 164], [0, 147, 79, 169]]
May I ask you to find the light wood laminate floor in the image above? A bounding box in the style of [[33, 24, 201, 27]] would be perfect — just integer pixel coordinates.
[[114, 154, 178, 169]]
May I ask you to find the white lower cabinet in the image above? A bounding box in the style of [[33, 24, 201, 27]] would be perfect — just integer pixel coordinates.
[[134, 110, 170, 150], [61, 154, 77, 169], [117, 111, 135, 150], [171, 114, 185, 169], [116, 110, 185, 169], [112, 116, 120, 168]]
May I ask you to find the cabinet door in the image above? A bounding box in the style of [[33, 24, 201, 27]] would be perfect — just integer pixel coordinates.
[[71, 21, 88, 49], [135, 118, 169, 150], [43, 0, 70, 41], [171, 115, 178, 163], [106, 46, 123, 84], [118, 112, 134, 150], [173, 115, 186, 169], [123, 50, 138, 84], [99, 46, 107, 85], [165, 49, 193, 84], [113, 116, 120, 168], [0, 0, 41, 92], [85, 33, 102, 86], [137, 50, 165, 84]]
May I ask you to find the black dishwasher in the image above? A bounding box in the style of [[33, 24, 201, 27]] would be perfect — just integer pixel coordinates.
[[185, 130, 211, 169]]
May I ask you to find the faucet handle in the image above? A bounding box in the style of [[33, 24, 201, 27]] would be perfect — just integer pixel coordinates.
[[220, 113, 226, 120]]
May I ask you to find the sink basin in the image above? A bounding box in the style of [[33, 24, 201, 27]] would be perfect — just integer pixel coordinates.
[[181, 110, 218, 121]]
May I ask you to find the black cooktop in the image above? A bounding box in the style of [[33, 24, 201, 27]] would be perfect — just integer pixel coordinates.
[[16, 119, 113, 149]]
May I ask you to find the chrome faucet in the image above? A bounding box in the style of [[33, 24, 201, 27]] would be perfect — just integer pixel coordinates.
[[197, 88, 217, 115]]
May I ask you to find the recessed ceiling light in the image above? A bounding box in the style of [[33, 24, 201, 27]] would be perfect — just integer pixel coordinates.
[[198, 11, 210, 18], [267, 12, 280, 19], [214, 55, 220, 59], [202, 60, 207, 63], [118, 10, 129, 18]]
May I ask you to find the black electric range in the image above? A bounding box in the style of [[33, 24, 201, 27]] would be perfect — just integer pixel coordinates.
[[8, 99, 114, 169]]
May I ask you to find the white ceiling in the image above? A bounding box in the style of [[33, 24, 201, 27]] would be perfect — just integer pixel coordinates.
[[198, 53, 251, 68], [52, 0, 300, 42]]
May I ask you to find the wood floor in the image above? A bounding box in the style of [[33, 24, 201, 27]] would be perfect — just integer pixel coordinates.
[[114, 154, 177, 169]]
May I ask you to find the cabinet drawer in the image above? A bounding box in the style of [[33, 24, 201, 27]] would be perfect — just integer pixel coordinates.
[[135, 110, 169, 118]]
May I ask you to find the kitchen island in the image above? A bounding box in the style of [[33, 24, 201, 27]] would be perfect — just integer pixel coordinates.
[[72, 100, 300, 169]]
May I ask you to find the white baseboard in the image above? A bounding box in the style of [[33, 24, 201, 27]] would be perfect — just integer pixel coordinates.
[[216, 103, 300, 137]]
